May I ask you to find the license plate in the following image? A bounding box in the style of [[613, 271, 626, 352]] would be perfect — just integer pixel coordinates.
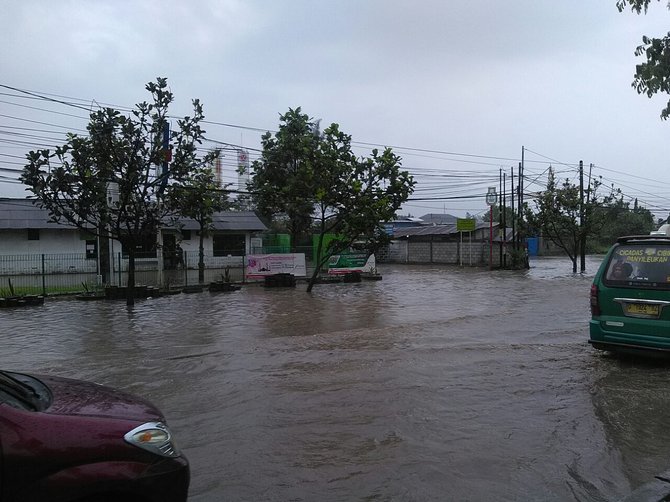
[[624, 303, 660, 317]]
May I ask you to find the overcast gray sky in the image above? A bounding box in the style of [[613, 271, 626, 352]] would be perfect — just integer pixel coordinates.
[[1, 0, 669, 219]]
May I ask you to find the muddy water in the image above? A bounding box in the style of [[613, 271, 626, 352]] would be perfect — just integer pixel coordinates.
[[3, 256, 670, 501]]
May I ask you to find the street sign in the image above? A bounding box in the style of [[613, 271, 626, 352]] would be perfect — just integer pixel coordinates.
[[457, 218, 476, 232], [486, 187, 497, 206]]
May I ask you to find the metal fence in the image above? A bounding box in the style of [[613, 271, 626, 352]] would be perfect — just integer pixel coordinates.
[[0, 251, 247, 296], [0, 247, 376, 296], [0, 253, 99, 296]]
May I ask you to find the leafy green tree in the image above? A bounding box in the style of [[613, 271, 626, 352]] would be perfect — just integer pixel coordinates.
[[248, 108, 319, 251], [167, 165, 229, 284], [251, 108, 415, 292], [525, 168, 616, 272], [481, 205, 517, 225], [308, 125, 414, 291], [22, 78, 217, 305], [617, 0, 670, 119], [589, 196, 656, 249]]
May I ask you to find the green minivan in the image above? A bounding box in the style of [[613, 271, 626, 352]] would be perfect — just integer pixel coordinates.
[[590, 226, 670, 354]]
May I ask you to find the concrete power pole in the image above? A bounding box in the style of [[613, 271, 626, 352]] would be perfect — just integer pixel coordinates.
[[579, 160, 586, 273]]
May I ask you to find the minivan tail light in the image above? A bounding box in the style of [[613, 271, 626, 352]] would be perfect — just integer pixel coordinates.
[[590, 283, 600, 316]]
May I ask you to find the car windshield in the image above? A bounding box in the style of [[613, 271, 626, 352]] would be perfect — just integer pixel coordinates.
[[604, 243, 670, 288]]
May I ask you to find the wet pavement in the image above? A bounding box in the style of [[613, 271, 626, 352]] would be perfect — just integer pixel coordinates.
[[3, 256, 670, 501]]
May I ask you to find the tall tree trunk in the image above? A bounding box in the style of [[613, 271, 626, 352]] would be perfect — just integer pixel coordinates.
[[198, 229, 205, 284], [306, 222, 327, 293], [97, 214, 109, 284], [127, 248, 136, 306], [99, 235, 110, 284]]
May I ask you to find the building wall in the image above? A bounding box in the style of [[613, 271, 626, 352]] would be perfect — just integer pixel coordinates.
[[387, 241, 407, 263], [386, 239, 502, 267], [0, 229, 90, 255], [1, 228, 256, 275], [430, 242, 453, 262]]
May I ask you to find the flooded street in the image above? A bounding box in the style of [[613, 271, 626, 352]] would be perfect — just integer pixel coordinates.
[[3, 256, 670, 501]]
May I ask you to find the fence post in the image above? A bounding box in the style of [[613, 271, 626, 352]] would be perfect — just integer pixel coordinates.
[[41, 254, 46, 296], [242, 251, 246, 284], [184, 252, 188, 287], [117, 252, 122, 286]]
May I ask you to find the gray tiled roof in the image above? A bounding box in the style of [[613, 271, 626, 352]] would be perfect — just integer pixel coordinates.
[[394, 221, 496, 238], [419, 213, 459, 225], [0, 198, 63, 229], [0, 198, 267, 232], [170, 212, 267, 232]]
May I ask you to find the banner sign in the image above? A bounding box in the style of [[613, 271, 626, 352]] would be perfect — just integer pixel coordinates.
[[327, 253, 376, 275], [457, 218, 476, 232], [246, 254, 306, 278]]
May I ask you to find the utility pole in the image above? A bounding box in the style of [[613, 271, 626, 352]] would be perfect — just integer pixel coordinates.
[[502, 171, 507, 268], [518, 147, 525, 254], [579, 160, 586, 273], [510, 166, 516, 253], [486, 187, 497, 270], [499, 168, 503, 267], [516, 162, 523, 249]]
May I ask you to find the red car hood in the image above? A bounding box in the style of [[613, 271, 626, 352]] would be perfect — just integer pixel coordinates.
[[38, 374, 164, 421]]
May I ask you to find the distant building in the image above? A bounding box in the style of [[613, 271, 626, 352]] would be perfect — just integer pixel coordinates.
[[0, 198, 266, 262], [419, 213, 459, 225], [386, 219, 500, 266]]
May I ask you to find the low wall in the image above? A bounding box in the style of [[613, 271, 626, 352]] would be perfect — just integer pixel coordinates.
[[384, 240, 503, 267]]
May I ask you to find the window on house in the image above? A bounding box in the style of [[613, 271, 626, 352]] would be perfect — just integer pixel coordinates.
[[181, 230, 191, 240], [213, 234, 245, 257], [27, 229, 39, 240]]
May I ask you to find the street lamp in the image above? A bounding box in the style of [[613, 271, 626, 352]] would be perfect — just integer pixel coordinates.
[[486, 187, 497, 270]]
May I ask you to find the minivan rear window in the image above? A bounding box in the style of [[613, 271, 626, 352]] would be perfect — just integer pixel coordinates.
[[604, 243, 670, 288]]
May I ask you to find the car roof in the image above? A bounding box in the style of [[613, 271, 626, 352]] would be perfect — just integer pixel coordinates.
[[616, 235, 670, 244]]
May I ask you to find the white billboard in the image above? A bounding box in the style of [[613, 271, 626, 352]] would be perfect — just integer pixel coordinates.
[[246, 254, 306, 278]]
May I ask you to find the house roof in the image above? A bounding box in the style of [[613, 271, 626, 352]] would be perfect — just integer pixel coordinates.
[[172, 212, 267, 232], [0, 198, 267, 232], [419, 213, 459, 225], [394, 221, 496, 238], [0, 198, 64, 229]]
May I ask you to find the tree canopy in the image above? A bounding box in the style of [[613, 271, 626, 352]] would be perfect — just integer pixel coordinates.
[[617, 0, 670, 119], [22, 78, 218, 304], [524, 168, 618, 272], [167, 164, 230, 283], [249, 108, 415, 291], [249, 108, 319, 250], [589, 196, 656, 249]]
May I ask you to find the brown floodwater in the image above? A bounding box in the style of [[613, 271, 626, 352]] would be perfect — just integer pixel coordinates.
[[2, 256, 670, 501]]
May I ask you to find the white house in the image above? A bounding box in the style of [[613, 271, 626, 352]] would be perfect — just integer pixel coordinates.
[[0, 197, 267, 272]]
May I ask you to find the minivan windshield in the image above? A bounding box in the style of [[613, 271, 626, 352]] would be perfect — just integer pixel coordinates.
[[604, 242, 670, 289]]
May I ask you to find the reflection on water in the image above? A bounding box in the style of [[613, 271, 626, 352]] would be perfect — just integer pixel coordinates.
[[0, 256, 664, 501]]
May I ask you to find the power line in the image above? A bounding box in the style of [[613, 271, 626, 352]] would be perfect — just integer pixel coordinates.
[[2, 83, 670, 214], [0, 84, 97, 112]]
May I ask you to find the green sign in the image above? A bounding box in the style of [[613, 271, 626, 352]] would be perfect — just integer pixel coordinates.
[[328, 253, 369, 269], [457, 218, 476, 232]]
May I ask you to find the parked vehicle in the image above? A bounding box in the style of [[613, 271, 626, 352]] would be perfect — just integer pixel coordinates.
[[589, 226, 670, 354], [0, 370, 188, 501]]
